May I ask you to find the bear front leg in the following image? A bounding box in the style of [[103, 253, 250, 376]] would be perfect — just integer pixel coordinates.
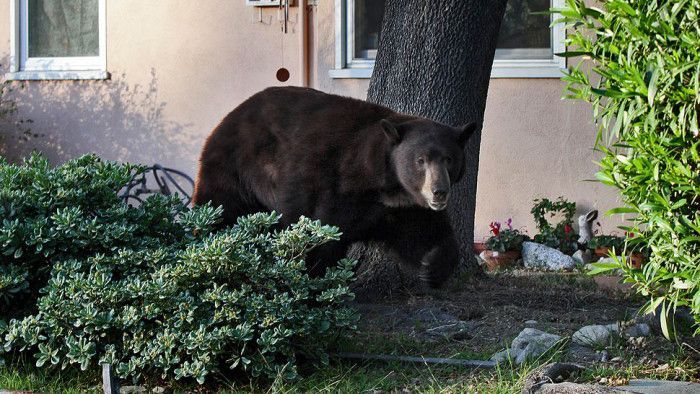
[[376, 208, 460, 288], [419, 236, 459, 288]]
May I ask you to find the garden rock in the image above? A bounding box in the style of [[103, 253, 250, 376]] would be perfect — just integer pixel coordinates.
[[491, 328, 562, 365], [632, 305, 695, 335], [615, 379, 700, 394], [522, 242, 577, 271], [567, 343, 600, 363], [572, 249, 592, 265], [624, 323, 650, 338], [572, 324, 619, 347], [522, 362, 636, 394], [121, 386, 147, 394], [421, 320, 475, 341]]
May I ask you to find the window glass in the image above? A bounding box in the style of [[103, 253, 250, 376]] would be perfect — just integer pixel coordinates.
[[351, 0, 553, 61], [496, 0, 552, 60], [28, 0, 99, 58], [353, 0, 385, 60]]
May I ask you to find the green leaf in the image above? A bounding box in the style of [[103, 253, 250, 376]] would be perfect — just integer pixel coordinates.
[[595, 171, 616, 186], [587, 260, 622, 276], [647, 68, 659, 106], [605, 206, 637, 215], [660, 302, 676, 341]]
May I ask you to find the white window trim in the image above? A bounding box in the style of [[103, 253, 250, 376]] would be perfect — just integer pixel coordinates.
[[329, 0, 566, 79], [5, 0, 108, 81]]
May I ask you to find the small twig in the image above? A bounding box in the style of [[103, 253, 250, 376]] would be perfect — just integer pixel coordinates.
[[333, 352, 496, 368], [682, 342, 700, 356]]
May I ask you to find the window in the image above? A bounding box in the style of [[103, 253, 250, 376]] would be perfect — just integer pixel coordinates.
[[330, 0, 566, 79], [6, 0, 107, 80]]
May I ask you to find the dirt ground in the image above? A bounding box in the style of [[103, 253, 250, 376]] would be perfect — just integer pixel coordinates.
[[345, 270, 700, 369]]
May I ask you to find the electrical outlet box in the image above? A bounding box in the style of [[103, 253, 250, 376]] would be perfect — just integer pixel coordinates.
[[246, 0, 294, 6]]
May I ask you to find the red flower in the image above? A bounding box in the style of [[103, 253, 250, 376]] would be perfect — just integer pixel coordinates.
[[489, 221, 501, 236], [625, 231, 635, 238], [564, 224, 572, 234]]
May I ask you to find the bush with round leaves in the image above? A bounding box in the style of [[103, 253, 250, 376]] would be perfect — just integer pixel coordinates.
[[0, 153, 215, 318], [0, 154, 358, 383]]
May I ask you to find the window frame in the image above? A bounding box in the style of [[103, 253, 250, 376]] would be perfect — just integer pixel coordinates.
[[6, 0, 108, 81], [329, 0, 566, 79]]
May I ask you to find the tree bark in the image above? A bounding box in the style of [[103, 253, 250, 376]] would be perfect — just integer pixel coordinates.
[[353, 0, 508, 295]]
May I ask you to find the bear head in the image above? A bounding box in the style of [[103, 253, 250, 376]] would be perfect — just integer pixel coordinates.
[[382, 118, 478, 211]]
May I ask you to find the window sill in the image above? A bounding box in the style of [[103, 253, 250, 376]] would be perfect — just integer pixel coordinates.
[[329, 65, 567, 80], [328, 68, 373, 79], [490, 64, 566, 79], [4, 70, 110, 81]]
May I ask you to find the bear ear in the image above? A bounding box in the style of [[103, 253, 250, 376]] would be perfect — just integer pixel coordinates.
[[380, 119, 401, 144], [457, 122, 479, 148]]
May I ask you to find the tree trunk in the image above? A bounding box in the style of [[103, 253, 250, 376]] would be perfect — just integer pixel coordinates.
[[351, 0, 508, 299]]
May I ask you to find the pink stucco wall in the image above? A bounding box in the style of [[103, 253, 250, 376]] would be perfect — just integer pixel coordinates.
[[0, 1, 622, 241]]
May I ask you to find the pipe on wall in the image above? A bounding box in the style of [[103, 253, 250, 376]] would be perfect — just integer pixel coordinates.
[[298, 0, 310, 87]]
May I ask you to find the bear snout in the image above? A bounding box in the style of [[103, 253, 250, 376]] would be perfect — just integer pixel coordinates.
[[422, 165, 451, 210], [428, 188, 449, 210]]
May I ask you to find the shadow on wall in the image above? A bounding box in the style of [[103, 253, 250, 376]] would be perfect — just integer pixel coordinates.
[[0, 68, 198, 172]]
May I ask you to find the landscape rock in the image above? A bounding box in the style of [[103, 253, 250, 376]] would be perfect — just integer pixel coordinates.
[[567, 343, 599, 363], [615, 379, 700, 394], [624, 323, 650, 338], [632, 305, 695, 335], [491, 328, 562, 365], [525, 320, 538, 327], [522, 242, 577, 271], [572, 249, 589, 265], [121, 386, 147, 394], [490, 349, 511, 363], [421, 320, 475, 341], [572, 324, 619, 347], [0, 391, 38, 394], [522, 362, 635, 394]]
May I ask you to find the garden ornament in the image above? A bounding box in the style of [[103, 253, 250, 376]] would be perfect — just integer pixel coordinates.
[[576, 210, 598, 265], [577, 210, 598, 245]]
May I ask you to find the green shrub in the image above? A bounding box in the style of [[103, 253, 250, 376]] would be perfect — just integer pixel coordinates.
[[0, 154, 358, 382], [530, 197, 578, 255], [0, 154, 208, 318], [556, 0, 700, 337]]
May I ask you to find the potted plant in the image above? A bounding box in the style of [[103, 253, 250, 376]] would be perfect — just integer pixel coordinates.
[[588, 232, 647, 268], [587, 234, 625, 257], [483, 218, 529, 271]]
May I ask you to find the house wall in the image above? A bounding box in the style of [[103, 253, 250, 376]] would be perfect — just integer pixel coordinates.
[[0, 1, 622, 241]]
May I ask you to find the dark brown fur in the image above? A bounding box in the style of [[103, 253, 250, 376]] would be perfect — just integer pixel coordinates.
[[194, 87, 475, 287]]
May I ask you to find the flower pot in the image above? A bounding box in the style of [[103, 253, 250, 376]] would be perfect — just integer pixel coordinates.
[[594, 246, 612, 257], [482, 250, 521, 271], [473, 242, 487, 254], [628, 253, 645, 269]]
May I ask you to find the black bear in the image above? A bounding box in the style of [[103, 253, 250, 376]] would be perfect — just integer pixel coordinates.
[[193, 87, 476, 287]]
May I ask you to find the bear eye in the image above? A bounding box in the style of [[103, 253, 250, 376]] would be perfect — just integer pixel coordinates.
[[416, 158, 425, 166], [445, 156, 452, 165]]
